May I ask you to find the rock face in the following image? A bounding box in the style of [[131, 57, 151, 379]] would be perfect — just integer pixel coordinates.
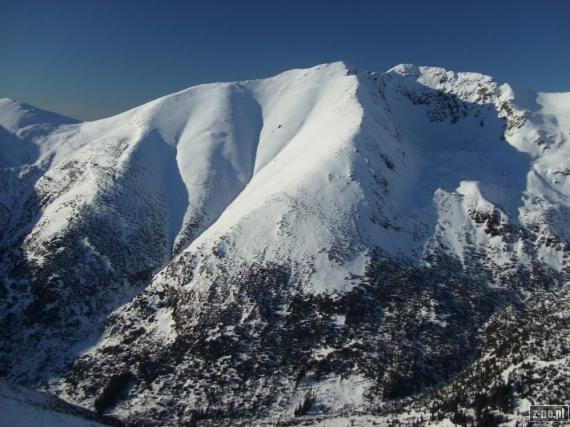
[[1, 63, 569, 425]]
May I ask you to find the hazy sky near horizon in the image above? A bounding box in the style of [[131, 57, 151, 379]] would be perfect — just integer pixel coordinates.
[[1, 0, 568, 121]]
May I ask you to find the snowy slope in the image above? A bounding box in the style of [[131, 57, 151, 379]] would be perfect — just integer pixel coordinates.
[[1, 62, 369, 387], [0, 98, 79, 166], [0, 380, 105, 427], [1, 62, 569, 425]]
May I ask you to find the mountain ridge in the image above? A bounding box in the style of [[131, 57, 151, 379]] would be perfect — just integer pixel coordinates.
[[1, 62, 569, 425]]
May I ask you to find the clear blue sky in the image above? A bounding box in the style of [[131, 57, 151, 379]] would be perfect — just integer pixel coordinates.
[[1, 0, 568, 121]]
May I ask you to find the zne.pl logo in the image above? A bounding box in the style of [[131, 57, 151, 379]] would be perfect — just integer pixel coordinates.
[[529, 405, 569, 422]]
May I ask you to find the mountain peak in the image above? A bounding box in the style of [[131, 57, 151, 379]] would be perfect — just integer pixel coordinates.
[[0, 97, 79, 132], [386, 63, 422, 77]]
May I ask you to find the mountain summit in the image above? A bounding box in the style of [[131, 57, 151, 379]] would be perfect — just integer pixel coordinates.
[[1, 63, 569, 425]]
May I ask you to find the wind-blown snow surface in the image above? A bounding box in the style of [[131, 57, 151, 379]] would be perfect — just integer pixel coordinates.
[[1, 62, 569, 425]]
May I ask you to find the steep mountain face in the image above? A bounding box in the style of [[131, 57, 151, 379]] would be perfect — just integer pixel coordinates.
[[1, 63, 569, 425]]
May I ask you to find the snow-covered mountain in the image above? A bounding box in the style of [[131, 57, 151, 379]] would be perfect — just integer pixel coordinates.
[[1, 62, 569, 426]]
